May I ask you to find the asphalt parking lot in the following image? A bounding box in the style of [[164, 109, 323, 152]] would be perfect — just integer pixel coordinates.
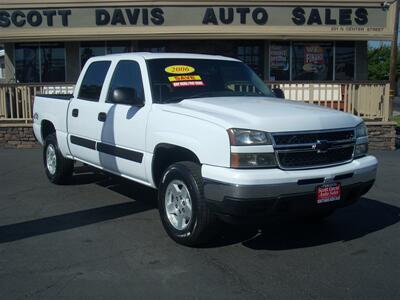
[[0, 149, 399, 299]]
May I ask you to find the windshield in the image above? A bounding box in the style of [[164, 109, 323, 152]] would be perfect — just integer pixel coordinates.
[[147, 58, 275, 103]]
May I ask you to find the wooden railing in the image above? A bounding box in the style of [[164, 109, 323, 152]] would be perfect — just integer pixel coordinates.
[[0, 83, 75, 123], [266, 81, 390, 121], [0, 81, 391, 124]]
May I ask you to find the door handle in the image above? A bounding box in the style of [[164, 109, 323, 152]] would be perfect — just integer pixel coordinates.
[[98, 112, 107, 122], [72, 109, 79, 117]]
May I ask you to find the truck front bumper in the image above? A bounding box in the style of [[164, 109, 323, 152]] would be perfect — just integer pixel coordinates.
[[202, 155, 377, 220]]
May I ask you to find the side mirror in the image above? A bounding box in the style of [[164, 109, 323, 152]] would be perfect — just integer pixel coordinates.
[[272, 88, 285, 99], [111, 87, 144, 106]]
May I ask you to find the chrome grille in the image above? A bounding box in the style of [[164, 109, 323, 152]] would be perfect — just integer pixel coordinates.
[[273, 130, 355, 145], [272, 129, 355, 170]]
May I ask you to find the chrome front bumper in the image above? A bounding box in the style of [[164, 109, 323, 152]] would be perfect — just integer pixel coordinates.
[[202, 155, 377, 218]]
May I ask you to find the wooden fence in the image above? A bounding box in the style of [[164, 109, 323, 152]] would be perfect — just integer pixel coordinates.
[[0, 83, 74, 123], [266, 81, 390, 121], [0, 81, 390, 124]]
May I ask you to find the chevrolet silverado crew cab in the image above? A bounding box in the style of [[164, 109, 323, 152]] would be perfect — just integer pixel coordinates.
[[33, 53, 377, 246]]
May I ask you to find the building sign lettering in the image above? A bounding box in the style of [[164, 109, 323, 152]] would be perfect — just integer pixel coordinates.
[[0, 5, 392, 41], [292, 7, 368, 26], [95, 8, 164, 26], [0, 6, 384, 28], [0, 10, 72, 27]]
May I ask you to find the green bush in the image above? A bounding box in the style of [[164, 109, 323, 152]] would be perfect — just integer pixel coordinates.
[[368, 46, 400, 81]]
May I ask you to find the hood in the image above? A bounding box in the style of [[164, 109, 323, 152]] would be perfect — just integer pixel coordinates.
[[162, 97, 361, 132]]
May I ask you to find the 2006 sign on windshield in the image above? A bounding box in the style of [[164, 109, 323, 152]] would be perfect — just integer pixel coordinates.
[[165, 65, 195, 74]]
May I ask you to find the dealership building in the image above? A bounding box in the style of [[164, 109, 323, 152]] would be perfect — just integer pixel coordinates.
[[0, 0, 397, 150], [0, 0, 396, 84]]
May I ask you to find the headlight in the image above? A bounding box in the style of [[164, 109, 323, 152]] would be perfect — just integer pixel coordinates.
[[354, 122, 368, 158], [230, 153, 277, 169], [355, 122, 368, 138], [227, 128, 272, 146]]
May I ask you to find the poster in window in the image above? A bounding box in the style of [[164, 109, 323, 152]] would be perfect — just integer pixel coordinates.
[[303, 46, 325, 73], [270, 43, 290, 81], [292, 42, 333, 81], [271, 45, 289, 70]]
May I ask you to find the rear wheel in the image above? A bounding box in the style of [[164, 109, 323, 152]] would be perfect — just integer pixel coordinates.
[[43, 133, 74, 184], [158, 161, 217, 246]]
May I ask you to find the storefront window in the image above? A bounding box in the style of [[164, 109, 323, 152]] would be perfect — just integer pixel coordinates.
[[138, 41, 166, 53], [80, 41, 132, 68], [15, 44, 40, 83], [269, 42, 290, 81], [106, 41, 131, 54], [41, 43, 66, 82], [335, 42, 355, 80], [237, 44, 263, 78], [292, 42, 333, 81], [15, 43, 65, 83], [80, 42, 106, 68], [137, 40, 263, 78]]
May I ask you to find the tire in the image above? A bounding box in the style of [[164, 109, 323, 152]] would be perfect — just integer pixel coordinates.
[[158, 161, 217, 246], [43, 133, 74, 184]]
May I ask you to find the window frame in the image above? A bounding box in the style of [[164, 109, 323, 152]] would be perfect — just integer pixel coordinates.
[[334, 41, 356, 81], [106, 59, 146, 106], [291, 41, 334, 81], [236, 41, 264, 79], [268, 41, 357, 82], [14, 42, 66, 83], [40, 42, 67, 83], [79, 41, 133, 69], [269, 41, 291, 81], [78, 60, 112, 102]]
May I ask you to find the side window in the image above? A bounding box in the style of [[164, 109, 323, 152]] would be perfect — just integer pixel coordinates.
[[78, 61, 111, 101], [107, 60, 145, 105]]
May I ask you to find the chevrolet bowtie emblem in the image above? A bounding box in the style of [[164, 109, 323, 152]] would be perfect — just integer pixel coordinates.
[[312, 140, 331, 153]]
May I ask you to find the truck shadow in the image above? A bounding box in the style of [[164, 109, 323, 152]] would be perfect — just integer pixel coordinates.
[[210, 198, 400, 250], [0, 166, 157, 244], [1, 165, 399, 249], [64, 166, 400, 250]]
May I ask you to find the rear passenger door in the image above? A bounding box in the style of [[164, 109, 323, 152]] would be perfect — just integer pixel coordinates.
[[68, 60, 112, 166], [97, 59, 150, 182]]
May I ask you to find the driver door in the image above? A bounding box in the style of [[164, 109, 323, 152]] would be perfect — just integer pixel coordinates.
[[97, 59, 150, 182]]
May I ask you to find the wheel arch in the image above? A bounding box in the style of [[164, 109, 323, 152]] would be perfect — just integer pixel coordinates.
[[41, 120, 56, 142], [152, 143, 201, 188]]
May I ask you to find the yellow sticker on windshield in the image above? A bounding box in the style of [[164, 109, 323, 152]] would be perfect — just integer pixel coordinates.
[[168, 75, 202, 82], [165, 65, 195, 74]]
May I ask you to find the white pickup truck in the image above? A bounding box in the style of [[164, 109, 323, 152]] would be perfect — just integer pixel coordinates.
[[33, 53, 377, 245]]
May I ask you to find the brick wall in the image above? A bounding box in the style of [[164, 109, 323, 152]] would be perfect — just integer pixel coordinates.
[[0, 125, 39, 149], [366, 122, 397, 151], [0, 123, 397, 150]]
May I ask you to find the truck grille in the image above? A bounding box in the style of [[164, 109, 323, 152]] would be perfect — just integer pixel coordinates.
[[272, 129, 355, 170]]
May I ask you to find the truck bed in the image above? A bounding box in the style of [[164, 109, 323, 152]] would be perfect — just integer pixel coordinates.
[[33, 95, 71, 146]]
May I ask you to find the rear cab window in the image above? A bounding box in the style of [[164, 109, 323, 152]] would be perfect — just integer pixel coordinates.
[[78, 61, 111, 101]]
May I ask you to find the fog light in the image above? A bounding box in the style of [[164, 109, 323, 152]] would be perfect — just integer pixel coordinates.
[[231, 153, 277, 169], [354, 143, 368, 158]]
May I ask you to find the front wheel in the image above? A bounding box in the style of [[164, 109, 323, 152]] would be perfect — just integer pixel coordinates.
[[158, 161, 217, 246], [43, 133, 74, 184]]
